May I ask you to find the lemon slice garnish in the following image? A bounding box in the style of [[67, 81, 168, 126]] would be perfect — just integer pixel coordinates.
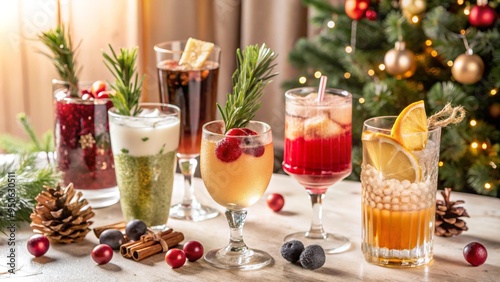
[[179, 37, 214, 69], [362, 132, 421, 182], [391, 100, 428, 151]]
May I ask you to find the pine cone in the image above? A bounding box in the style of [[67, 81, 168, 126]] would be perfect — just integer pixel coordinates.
[[435, 188, 469, 237], [30, 183, 94, 243]]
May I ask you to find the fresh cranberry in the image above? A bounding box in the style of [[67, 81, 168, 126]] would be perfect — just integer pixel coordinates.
[[91, 244, 113, 265], [183, 241, 204, 262], [463, 242, 488, 266], [27, 234, 50, 257], [165, 249, 186, 268], [267, 193, 285, 212], [215, 138, 242, 162]]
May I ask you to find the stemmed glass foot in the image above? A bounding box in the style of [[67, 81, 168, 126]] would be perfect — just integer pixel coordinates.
[[284, 191, 351, 254], [284, 232, 351, 254], [204, 247, 273, 270], [169, 203, 219, 221], [204, 209, 273, 270], [170, 158, 219, 221]]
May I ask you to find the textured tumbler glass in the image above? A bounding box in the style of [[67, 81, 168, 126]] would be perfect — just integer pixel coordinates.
[[361, 116, 441, 267]]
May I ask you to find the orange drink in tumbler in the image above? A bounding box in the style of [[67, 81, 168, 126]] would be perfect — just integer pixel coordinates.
[[361, 101, 441, 267]]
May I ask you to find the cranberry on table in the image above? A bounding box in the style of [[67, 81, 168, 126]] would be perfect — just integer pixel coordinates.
[[267, 193, 285, 212], [91, 244, 113, 265], [165, 249, 186, 268], [183, 241, 204, 262], [463, 242, 488, 266], [27, 234, 50, 257]]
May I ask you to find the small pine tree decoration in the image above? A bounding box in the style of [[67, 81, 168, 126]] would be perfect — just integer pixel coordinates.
[[286, 0, 500, 197]]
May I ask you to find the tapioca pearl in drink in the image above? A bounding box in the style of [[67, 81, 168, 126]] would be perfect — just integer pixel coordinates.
[[361, 164, 434, 211]]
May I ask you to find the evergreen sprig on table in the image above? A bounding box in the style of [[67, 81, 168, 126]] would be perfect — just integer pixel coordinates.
[[0, 114, 59, 233], [102, 45, 144, 116], [0, 154, 60, 233], [38, 24, 80, 97], [217, 44, 278, 132]]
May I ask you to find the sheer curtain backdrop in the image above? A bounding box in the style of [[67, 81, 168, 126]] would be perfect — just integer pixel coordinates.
[[0, 0, 321, 152]]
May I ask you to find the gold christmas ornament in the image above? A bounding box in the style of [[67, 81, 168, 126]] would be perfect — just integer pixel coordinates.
[[30, 183, 94, 243], [384, 41, 416, 79], [401, 0, 427, 19], [451, 51, 484, 84]]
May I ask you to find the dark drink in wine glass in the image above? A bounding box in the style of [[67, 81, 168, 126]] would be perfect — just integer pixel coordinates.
[[154, 40, 220, 221]]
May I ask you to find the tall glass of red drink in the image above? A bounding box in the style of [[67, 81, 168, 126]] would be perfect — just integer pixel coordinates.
[[283, 87, 352, 253]]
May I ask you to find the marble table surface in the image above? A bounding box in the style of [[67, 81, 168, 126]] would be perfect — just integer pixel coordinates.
[[1, 173, 499, 281]]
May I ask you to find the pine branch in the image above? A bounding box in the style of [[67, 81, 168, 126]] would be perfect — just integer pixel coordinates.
[[38, 24, 80, 97], [0, 154, 60, 233], [217, 44, 278, 131], [102, 45, 144, 116]]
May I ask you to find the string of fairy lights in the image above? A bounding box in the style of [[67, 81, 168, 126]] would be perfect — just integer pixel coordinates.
[[297, 0, 498, 191]]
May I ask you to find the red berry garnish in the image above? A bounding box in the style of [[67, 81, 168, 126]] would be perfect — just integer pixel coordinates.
[[463, 242, 488, 266], [228, 128, 264, 157], [90, 80, 106, 96], [81, 89, 93, 97], [267, 193, 285, 212], [183, 241, 204, 262], [97, 91, 110, 99], [27, 234, 50, 257], [215, 138, 242, 162], [241, 128, 258, 135], [82, 93, 93, 100], [91, 244, 113, 265], [243, 140, 265, 157], [226, 128, 248, 136], [165, 249, 186, 268]]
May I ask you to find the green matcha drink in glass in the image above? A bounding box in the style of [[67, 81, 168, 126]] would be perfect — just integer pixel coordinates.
[[200, 44, 278, 270], [104, 46, 180, 230]]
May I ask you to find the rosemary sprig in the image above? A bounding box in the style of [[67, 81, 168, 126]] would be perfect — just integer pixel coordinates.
[[38, 24, 80, 97], [102, 45, 144, 116], [217, 44, 278, 132]]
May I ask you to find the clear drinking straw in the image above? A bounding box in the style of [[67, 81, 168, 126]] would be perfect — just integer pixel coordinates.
[[317, 75, 327, 102]]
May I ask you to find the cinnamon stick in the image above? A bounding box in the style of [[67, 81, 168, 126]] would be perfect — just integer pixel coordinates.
[[93, 221, 127, 238], [132, 232, 184, 261], [120, 229, 173, 258]]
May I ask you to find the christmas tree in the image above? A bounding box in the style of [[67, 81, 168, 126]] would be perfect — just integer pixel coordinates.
[[285, 0, 500, 197]]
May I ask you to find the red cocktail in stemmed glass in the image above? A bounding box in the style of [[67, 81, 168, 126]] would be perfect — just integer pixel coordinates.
[[283, 85, 352, 253]]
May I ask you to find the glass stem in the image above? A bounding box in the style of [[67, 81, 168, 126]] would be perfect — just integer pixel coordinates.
[[306, 192, 327, 239], [224, 209, 248, 253], [178, 157, 200, 208]]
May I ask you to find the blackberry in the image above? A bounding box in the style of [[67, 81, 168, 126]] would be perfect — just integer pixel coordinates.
[[280, 240, 304, 263], [299, 245, 325, 270]]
